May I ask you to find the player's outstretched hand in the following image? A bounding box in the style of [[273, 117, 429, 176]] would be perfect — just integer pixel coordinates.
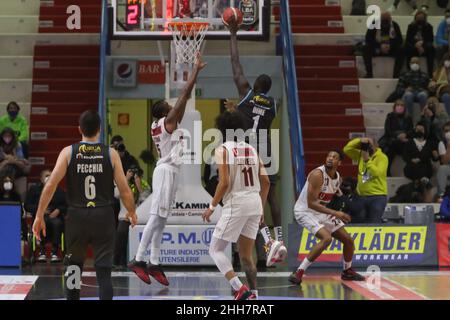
[[195, 52, 207, 71], [126, 211, 138, 227], [32, 216, 46, 241], [335, 211, 351, 224], [202, 208, 213, 223], [224, 99, 237, 112]]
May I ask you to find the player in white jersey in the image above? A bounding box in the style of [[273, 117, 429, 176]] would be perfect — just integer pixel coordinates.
[[128, 54, 206, 286], [289, 150, 366, 285], [202, 111, 270, 300]]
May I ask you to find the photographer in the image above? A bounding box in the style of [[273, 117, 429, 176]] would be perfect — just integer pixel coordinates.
[[113, 165, 150, 270], [343, 137, 389, 223], [110, 135, 140, 174]]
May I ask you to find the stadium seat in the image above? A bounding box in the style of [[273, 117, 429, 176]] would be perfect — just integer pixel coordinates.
[[382, 205, 402, 223], [404, 205, 435, 225]]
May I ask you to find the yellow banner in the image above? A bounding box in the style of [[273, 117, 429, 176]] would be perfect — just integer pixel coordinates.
[[299, 226, 428, 255]]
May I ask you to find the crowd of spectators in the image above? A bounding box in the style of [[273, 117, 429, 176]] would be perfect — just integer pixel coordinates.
[[361, 9, 450, 205]]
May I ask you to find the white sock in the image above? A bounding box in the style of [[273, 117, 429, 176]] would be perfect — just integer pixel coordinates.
[[274, 226, 283, 242], [298, 258, 312, 271], [344, 260, 352, 270], [251, 290, 258, 298], [229, 276, 243, 291], [260, 227, 272, 244]]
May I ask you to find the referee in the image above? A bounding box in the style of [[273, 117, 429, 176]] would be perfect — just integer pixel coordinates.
[[33, 110, 137, 300]]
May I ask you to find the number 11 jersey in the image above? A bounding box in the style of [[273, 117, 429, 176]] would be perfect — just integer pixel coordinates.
[[220, 141, 262, 217], [66, 142, 114, 208]]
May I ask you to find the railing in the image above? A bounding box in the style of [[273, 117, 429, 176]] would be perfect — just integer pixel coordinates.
[[98, 0, 109, 144], [279, 0, 305, 195]]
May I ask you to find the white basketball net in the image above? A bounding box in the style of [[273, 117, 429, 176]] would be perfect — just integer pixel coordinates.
[[168, 22, 209, 65]]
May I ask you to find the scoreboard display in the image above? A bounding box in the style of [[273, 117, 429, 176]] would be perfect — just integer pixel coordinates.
[[112, 0, 270, 40]]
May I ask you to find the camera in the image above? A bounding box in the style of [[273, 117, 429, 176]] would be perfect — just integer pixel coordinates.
[[129, 165, 140, 176], [115, 143, 126, 153]]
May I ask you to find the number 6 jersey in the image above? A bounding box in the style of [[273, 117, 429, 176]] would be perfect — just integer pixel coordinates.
[[66, 142, 114, 208], [220, 141, 262, 217]]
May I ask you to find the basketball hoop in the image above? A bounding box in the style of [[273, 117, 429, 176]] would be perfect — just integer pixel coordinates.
[[168, 21, 210, 65]]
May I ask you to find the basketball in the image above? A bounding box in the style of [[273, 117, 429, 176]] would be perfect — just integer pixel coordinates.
[[221, 7, 243, 27]]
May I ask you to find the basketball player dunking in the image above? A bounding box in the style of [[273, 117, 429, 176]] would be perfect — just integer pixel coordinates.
[[128, 54, 206, 286], [33, 110, 138, 300], [225, 19, 287, 267], [289, 150, 366, 285], [202, 111, 270, 300]]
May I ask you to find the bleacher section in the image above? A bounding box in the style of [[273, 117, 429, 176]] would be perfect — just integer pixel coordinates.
[[289, 0, 450, 203]]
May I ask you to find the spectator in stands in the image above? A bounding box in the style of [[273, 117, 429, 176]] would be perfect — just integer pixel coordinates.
[[428, 53, 450, 115], [419, 96, 448, 142], [363, 11, 404, 78], [398, 56, 430, 117], [388, 0, 427, 15], [390, 177, 434, 203], [403, 121, 439, 180], [113, 165, 150, 270], [0, 175, 21, 202], [378, 100, 413, 176], [437, 121, 450, 197], [436, 9, 450, 63], [343, 137, 389, 223], [25, 169, 67, 263], [0, 127, 30, 201], [0, 102, 29, 158], [404, 10, 435, 78]]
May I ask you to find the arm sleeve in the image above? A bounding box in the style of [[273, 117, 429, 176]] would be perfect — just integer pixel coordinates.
[[343, 138, 361, 161], [366, 152, 389, 177]]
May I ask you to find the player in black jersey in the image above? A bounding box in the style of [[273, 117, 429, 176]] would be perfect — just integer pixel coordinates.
[[226, 20, 287, 267], [32, 110, 137, 300]]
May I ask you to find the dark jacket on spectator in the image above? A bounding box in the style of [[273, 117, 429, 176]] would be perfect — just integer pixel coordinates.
[[403, 137, 439, 180], [379, 112, 413, 150], [25, 183, 67, 217], [397, 70, 430, 93], [365, 21, 403, 51], [405, 21, 434, 52]]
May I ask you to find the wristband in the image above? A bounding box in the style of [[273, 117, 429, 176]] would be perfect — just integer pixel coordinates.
[[209, 203, 216, 211]]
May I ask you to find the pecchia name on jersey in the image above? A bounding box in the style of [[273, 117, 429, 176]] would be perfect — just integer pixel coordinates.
[[77, 164, 103, 174]]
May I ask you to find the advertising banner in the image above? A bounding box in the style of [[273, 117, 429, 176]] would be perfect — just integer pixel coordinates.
[[129, 225, 231, 266], [112, 60, 137, 88], [0, 204, 21, 267], [138, 61, 165, 84], [436, 223, 450, 267], [288, 223, 438, 268]]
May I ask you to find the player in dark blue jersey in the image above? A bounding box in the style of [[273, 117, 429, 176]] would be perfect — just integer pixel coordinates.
[[226, 21, 287, 267]]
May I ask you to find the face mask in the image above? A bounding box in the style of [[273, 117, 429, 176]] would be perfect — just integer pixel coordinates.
[[445, 60, 450, 68], [2, 136, 12, 144], [415, 131, 425, 139], [8, 111, 18, 118], [416, 19, 425, 25], [410, 63, 420, 71], [395, 105, 405, 114], [446, 18, 450, 25], [3, 182, 13, 191], [445, 132, 450, 140]]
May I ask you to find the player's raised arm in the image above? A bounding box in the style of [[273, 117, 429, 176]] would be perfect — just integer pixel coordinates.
[[228, 23, 251, 99], [307, 170, 351, 223], [110, 148, 137, 226], [32, 146, 70, 240], [165, 54, 207, 133]]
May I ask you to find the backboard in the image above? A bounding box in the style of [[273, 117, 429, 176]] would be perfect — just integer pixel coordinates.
[[111, 0, 270, 40]]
